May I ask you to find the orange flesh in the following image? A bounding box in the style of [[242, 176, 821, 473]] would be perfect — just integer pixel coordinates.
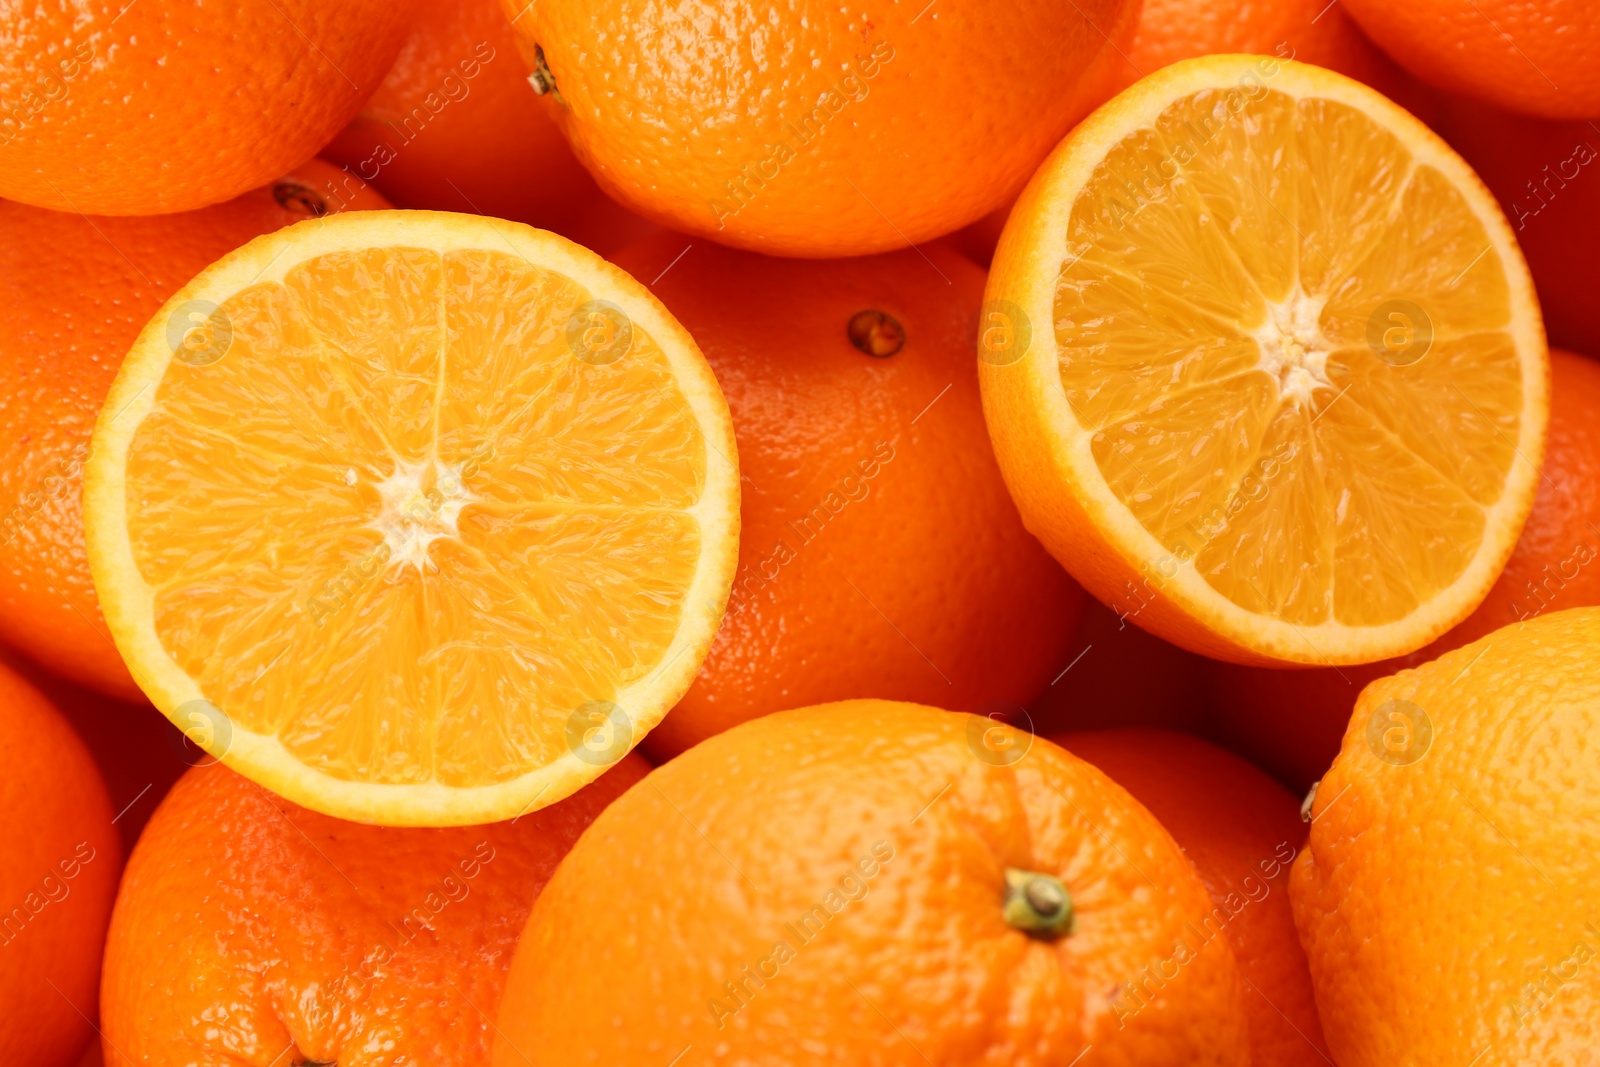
[[1057, 87, 1521, 627], [125, 248, 706, 788]]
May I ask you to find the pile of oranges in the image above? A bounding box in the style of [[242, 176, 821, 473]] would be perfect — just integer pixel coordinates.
[[1, 1, 1596, 1064]]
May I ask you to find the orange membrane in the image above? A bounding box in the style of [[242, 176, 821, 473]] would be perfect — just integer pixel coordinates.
[[125, 248, 706, 787], [1057, 87, 1521, 627]]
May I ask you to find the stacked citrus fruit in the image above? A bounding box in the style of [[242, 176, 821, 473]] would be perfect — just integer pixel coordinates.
[[0, 2, 1596, 1066]]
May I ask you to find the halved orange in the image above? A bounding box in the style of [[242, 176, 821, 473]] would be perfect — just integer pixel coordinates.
[[979, 55, 1547, 667], [84, 211, 739, 826]]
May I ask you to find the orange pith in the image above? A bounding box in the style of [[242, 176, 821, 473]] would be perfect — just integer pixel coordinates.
[[981, 56, 1546, 665], [86, 211, 739, 825]]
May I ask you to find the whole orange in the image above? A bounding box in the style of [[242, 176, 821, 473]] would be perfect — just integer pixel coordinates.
[[100, 756, 647, 1065], [0, 1, 417, 215], [323, 0, 654, 253], [1434, 97, 1600, 355], [1057, 728, 1330, 1066], [495, 700, 1252, 1065], [503, 0, 1140, 256], [1293, 606, 1600, 1063], [1209, 348, 1600, 792], [0, 159, 387, 701], [1339, 0, 1600, 118], [0, 642, 184, 857], [1106, 0, 1412, 102], [0, 658, 121, 1066], [610, 234, 1085, 759]]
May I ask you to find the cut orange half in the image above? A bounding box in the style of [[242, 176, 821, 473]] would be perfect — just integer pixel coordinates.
[[85, 211, 739, 825], [979, 55, 1547, 667]]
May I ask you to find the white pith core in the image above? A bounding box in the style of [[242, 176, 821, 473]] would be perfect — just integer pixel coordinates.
[[369, 458, 473, 573], [1252, 288, 1334, 407]]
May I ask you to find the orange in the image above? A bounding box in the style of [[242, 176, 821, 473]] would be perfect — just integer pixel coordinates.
[[1057, 728, 1330, 1066], [494, 700, 1252, 1066], [1210, 347, 1600, 791], [1107, 0, 1410, 100], [84, 210, 740, 825], [0, 159, 387, 703], [610, 234, 1084, 759], [0, 641, 187, 857], [0, 0, 417, 214], [980, 55, 1547, 666], [1293, 606, 1600, 1064], [501, 0, 1140, 256], [0, 658, 121, 1066], [323, 0, 655, 254], [1434, 97, 1600, 355], [100, 756, 646, 1065], [1340, 0, 1600, 119], [948, 7, 1436, 272]]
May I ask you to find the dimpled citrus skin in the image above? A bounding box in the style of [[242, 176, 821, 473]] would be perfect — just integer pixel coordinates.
[[1058, 728, 1329, 1066], [323, 0, 647, 252], [1340, 0, 1600, 119], [0, 0, 416, 214], [503, 0, 1139, 256], [494, 701, 1252, 1067], [0, 659, 121, 1066], [1209, 348, 1600, 792], [1108, 0, 1405, 100], [100, 755, 647, 1067], [609, 234, 1085, 759], [1293, 606, 1600, 1065], [0, 161, 388, 702]]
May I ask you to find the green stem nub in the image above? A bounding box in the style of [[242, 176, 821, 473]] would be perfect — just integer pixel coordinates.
[[1003, 868, 1074, 939]]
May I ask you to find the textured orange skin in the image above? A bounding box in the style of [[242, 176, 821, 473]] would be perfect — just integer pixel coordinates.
[[502, 0, 1141, 256], [609, 234, 1085, 759], [1293, 606, 1600, 1064], [0, 638, 183, 857], [101, 755, 647, 1066], [495, 701, 1252, 1067], [1057, 728, 1329, 1066], [1435, 99, 1600, 356], [323, 0, 656, 254], [0, 658, 121, 1066], [0, 0, 417, 214], [0, 160, 388, 702], [1209, 349, 1600, 791], [1106, 0, 1413, 104], [1340, 0, 1600, 118]]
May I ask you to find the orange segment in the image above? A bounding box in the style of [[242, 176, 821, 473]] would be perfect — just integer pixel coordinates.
[[980, 55, 1546, 665], [86, 211, 739, 825]]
